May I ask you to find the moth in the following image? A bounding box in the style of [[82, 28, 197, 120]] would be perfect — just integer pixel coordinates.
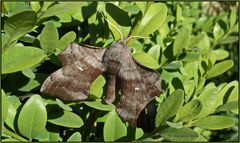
[[40, 40, 162, 126]]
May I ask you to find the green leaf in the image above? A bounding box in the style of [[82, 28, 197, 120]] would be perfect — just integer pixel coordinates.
[[2, 46, 46, 74], [106, 3, 131, 40], [4, 2, 32, 16], [155, 89, 184, 127], [195, 86, 218, 119], [230, 7, 237, 27], [159, 127, 198, 141], [193, 115, 235, 130], [48, 110, 83, 128], [173, 27, 191, 56], [40, 2, 87, 20], [56, 99, 72, 111], [131, 3, 167, 36], [90, 75, 106, 98], [40, 22, 59, 53], [216, 101, 238, 112], [4, 11, 37, 48], [216, 81, 238, 107], [213, 23, 224, 40], [58, 31, 76, 51], [5, 96, 21, 131], [165, 121, 183, 129], [67, 132, 81, 141], [5, 102, 17, 131], [104, 110, 127, 141], [147, 44, 161, 62], [18, 79, 40, 92], [22, 68, 35, 79], [176, 4, 183, 22], [30, 2, 41, 12], [163, 61, 183, 70], [176, 99, 202, 122], [212, 49, 229, 61], [133, 52, 160, 69], [18, 94, 47, 139], [34, 126, 61, 141], [207, 60, 234, 79], [2, 90, 8, 123], [84, 99, 115, 111], [218, 36, 238, 44]]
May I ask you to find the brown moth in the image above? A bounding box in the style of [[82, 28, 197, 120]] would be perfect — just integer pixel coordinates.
[[40, 41, 162, 126]]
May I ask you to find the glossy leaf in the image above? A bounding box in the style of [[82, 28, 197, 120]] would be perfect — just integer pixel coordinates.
[[155, 89, 184, 127], [173, 27, 191, 56], [48, 110, 83, 128], [213, 23, 224, 40], [195, 86, 218, 119], [212, 49, 229, 61], [219, 36, 238, 44], [106, 3, 131, 40], [104, 110, 127, 141], [40, 2, 87, 20], [2, 90, 8, 123], [4, 11, 37, 47], [207, 60, 234, 79], [133, 52, 160, 69], [147, 44, 161, 62], [58, 31, 76, 51], [230, 7, 236, 27], [22, 68, 35, 79], [159, 127, 198, 141], [163, 61, 183, 70], [56, 99, 72, 111], [2, 46, 46, 74], [84, 99, 115, 111], [5, 96, 21, 131], [216, 81, 238, 107], [176, 99, 202, 122], [193, 115, 235, 130], [18, 94, 47, 139], [34, 127, 61, 141], [40, 22, 59, 53], [166, 121, 183, 129], [4, 2, 31, 16], [216, 101, 238, 112], [90, 75, 106, 98], [131, 3, 167, 36], [67, 132, 81, 141]]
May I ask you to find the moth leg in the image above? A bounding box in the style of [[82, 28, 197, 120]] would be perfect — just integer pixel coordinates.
[[104, 61, 119, 104]]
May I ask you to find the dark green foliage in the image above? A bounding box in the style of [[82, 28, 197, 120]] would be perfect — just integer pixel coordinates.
[[1, 1, 238, 142]]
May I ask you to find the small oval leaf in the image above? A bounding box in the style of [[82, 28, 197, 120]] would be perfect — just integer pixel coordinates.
[[159, 127, 199, 141], [193, 115, 235, 130], [67, 132, 81, 141], [133, 52, 160, 69], [2, 46, 46, 74], [2, 90, 8, 123], [155, 89, 184, 127], [207, 60, 234, 79], [176, 99, 203, 122], [131, 3, 167, 36], [48, 110, 83, 128], [18, 94, 47, 139], [104, 110, 127, 141], [84, 99, 115, 111], [40, 22, 59, 53], [4, 11, 37, 46], [58, 31, 76, 51]]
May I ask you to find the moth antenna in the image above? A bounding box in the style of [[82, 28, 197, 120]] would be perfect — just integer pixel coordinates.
[[105, 18, 124, 41], [124, 35, 151, 43]]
